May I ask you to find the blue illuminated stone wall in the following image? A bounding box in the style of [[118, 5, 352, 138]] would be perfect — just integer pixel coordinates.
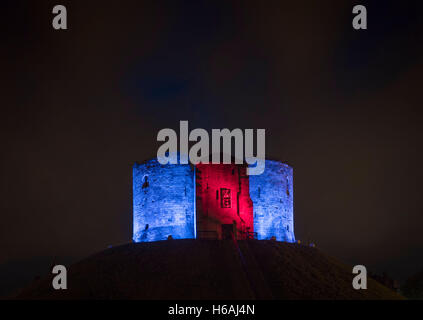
[[133, 159, 195, 242], [249, 160, 295, 242]]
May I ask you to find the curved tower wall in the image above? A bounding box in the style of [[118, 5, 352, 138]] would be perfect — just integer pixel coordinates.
[[249, 160, 295, 242], [133, 159, 195, 242]]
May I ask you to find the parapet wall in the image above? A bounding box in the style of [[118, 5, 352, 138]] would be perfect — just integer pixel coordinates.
[[133, 159, 195, 242], [249, 160, 295, 242]]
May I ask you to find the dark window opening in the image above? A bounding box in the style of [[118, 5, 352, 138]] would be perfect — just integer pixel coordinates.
[[142, 176, 149, 189], [220, 188, 231, 208], [216, 190, 219, 200]]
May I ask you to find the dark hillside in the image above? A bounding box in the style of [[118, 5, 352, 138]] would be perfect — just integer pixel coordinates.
[[16, 240, 403, 300], [401, 269, 423, 299]]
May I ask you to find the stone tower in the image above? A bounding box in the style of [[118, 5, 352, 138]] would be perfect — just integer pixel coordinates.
[[133, 157, 295, 243]]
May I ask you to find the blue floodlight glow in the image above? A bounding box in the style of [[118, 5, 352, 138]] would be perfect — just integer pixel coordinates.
[[249, 160, 296, 242], [132, 158, 195, 242]]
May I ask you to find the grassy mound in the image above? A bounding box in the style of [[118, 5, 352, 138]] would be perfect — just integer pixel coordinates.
[[16, 240, 403, 300]]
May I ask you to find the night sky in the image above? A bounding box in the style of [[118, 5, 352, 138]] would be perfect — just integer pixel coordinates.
[[1, 0, 423, 294]]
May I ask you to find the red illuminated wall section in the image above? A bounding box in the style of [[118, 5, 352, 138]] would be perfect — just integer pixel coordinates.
[[195, 163, 254, 239]]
